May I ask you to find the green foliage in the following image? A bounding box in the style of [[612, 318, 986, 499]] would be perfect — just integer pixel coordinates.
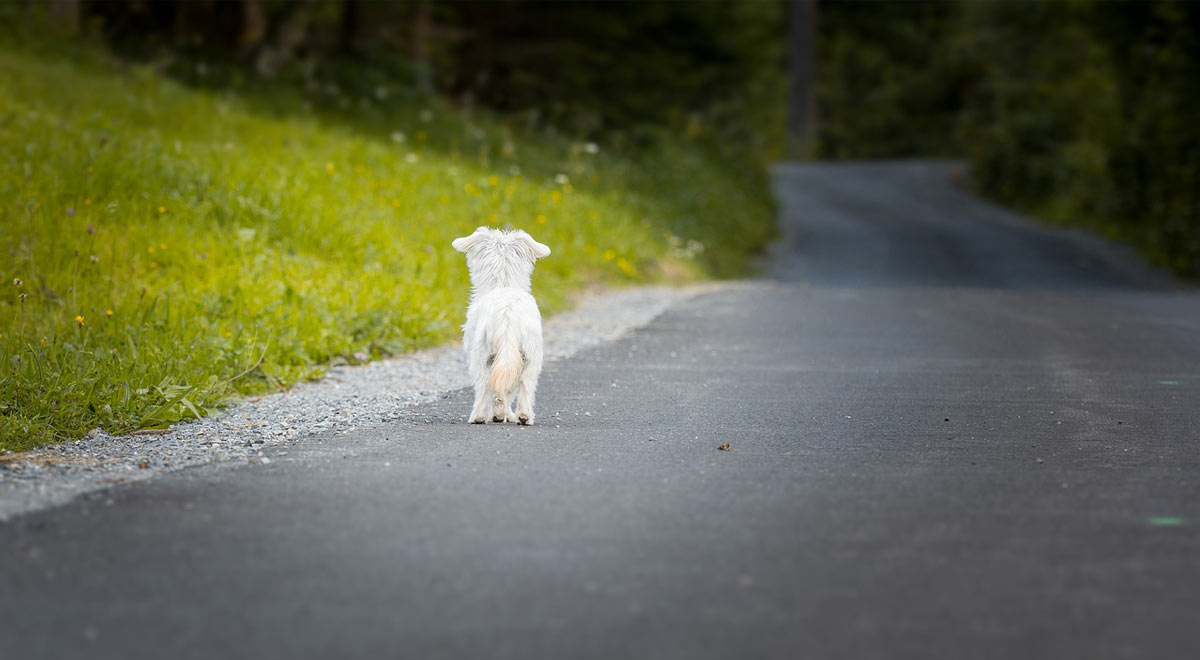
[[816, 0, 1200, 279], [437, 1, 788, 160], [957, 1, 1200, 278], [38, 0, 787, 166], [0, 29, 776, 450], [815, 1, 967, 158]]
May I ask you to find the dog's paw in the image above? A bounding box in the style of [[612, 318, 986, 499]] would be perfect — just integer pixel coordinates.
[[517, 412, 533, 426], [471, 415, 489, 424]]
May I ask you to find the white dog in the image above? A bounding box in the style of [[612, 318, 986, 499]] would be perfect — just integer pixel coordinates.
[[452, 226, 551, 425]]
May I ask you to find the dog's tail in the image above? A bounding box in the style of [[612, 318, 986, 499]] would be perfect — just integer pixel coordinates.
[[488, 336, 524, 397]]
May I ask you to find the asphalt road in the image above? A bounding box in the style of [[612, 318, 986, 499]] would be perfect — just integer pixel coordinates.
[[3, 162, 1198, 659]]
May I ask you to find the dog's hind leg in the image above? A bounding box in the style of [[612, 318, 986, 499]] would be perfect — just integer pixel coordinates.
[[492, 392, 517, 424], [515, 361, 540, 426], [515, 336, 542, 426], [469, 388, 492, 424], [469, 369, 493, 423], [514, 382, 535, 426], [472, 402, 497, 425]]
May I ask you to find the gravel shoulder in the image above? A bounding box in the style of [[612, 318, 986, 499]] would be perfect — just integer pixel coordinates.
[[0, 284, 718, 521]]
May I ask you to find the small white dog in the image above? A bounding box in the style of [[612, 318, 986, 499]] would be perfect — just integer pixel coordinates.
[[452, 226, 551, 425]]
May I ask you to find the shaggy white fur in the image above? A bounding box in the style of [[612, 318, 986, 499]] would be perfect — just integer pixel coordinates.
[[452, 226, 551, 425]]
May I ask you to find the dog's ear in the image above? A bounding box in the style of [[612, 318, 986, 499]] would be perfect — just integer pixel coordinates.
[[518, 233, 551, 260], [452, 227, 489, 253], [451, 234, 475, 253]]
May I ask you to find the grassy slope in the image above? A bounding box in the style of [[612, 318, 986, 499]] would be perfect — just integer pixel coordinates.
[[0, 44, 776, 451]]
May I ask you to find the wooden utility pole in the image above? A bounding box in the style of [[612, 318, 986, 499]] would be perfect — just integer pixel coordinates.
[[788, 0, 818, 158]]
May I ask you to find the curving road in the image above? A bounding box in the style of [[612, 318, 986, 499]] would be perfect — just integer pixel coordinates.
[[2, 162, 1198, 659]]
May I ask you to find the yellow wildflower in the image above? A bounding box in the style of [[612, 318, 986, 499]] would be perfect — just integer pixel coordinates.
[[536, 214, 547, 224], [75, 315, 84, 326], [84, 198, 92, 206], [148, 245, 155, 254], [325, 162, 335, 174], [487, 175, 499, 187], [158, 206, 166, 214], [105, 309, 114, 316], [603, 249, 616, 261], [617, 257, 636, 277]]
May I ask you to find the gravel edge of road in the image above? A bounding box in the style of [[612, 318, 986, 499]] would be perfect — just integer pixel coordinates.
[[0, 284, 723, 521]]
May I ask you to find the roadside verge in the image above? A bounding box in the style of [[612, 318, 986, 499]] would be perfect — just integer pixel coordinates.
[[0, 285, 719, 521]]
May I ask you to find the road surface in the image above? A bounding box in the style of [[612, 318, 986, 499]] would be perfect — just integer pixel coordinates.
[[2, 162, 1198, 659]]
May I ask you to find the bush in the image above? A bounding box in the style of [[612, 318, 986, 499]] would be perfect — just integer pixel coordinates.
[[957, 1, 1200, 278], [816, 0, 1200, 279]]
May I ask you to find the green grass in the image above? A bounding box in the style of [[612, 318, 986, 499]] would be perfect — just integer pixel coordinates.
[[0, 41, 776, 451]]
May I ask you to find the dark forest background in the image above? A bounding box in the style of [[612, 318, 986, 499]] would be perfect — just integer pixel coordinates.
[[818, 0, 1199, 278], [10, 0, 1200, 278], [16, 0, 787, 158]]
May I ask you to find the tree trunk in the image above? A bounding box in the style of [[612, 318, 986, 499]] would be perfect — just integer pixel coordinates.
[[253, 2, 311, 79], [241, 0, 268, 56], [787, 0, 818, 158], [412, 0, 433, 93], [340, 0, 364, 54], [46, 0, 81, 32]]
